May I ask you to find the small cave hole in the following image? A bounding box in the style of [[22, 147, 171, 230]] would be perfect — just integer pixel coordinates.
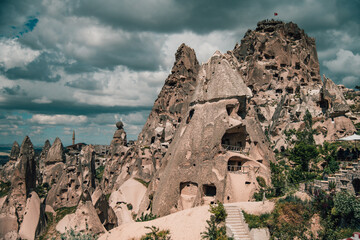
[[186, 109, 195, 124], [203, 184, 216, 197]]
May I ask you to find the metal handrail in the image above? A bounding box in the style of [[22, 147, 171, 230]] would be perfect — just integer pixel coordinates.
[[221, 144, 249, 155], [227, 165, 250, 173]]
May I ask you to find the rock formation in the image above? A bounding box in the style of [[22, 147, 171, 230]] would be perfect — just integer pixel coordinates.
[[44, 137, 65, 165], [230, 20, 355, 150], [151, 50, 273, 216], [0, 136, 36, 238], [18, 191, 46, 240], [46, 145, 96, 210], [56, 198, 105, 235], [110, 121, 127, 155], [91, 188, 118, 230], [42, 138, 65, 186], [38, 140, 51, 172], [0, 141, 20, 182]]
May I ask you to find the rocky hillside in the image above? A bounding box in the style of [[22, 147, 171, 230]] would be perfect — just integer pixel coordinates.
[[0, 20, 358, 239]]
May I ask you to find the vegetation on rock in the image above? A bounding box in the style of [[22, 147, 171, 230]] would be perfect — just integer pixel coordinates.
[[140, 226, 171, 240], [201, 202, 233, 240]]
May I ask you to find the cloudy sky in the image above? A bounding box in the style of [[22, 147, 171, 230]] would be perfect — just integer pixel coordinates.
[[0, 0, 359, 146]]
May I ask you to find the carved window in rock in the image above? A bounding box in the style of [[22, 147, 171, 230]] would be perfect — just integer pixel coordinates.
[[353, 178, 360, 196], [227, 156, 249, 172], [186, 109, 195, 124], [203, 184, 216, 197], [221, 125, 248, 152]]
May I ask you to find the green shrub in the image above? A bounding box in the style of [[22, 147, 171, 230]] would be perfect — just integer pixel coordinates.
[[242, 211, 270, 229], [140, 226, 170, 240], [60, 227, 98, 240], [201, 202, 233, 240], [95, 165, 105, 181], [209, 202, 227, 223], [136, 212, 158, 222], [134, 178, 150, 188], [56, 206, 77, 223], [256, 176, 266, 188], [127, 203, 133, 210], [0, 181, 10, 197], [35, 183, 51, 198]]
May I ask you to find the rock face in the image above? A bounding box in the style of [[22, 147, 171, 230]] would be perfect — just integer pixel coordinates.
[[230, 20, 355, 150], [91, 188, 118, 230], [46, 145, 96, 210], [0, 141, 20, 182], [101, 44, 200, 195], [18, 191, 46, 240], [151, 51, 273, 216], [44, 137, 65, 166], [56, 199, 105, 235], [38, 140, 51, 171], [110, 121, 127, 155], [9, 141, 20, 162], [0, 136, 36, 238], [320, 75, 350, 117]]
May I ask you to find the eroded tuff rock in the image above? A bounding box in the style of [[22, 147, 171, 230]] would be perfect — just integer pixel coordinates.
[[38, 140, 51, 172], [0, 136, 36, 238], [44, 137, 65, 165], [56, 199, 105, 235], [46, 145, 96, 210], [151, 51, 274, 216], [101, 44, 200, 195], [91, 188, 118, 230], [110, 121, 127, 156], [0, 141, 20, 182], [18, 191, 46, 240], [231, 20, 355, 150], [320, 75, 350, 117], [42, 138, 66, 186]]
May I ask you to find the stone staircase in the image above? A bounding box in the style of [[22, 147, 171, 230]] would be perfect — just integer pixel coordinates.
[[224, 204, 252, 240]]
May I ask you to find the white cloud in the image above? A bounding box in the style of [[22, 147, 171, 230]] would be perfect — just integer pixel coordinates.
[[323, 49, 360, 75], [341, 76, 359, 88], [30, 114, 88, 125], [32, 96, 52, 104], [0, 39, 40, 70]]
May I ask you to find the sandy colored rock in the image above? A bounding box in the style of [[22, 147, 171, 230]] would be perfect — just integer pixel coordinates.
[[91, 188, 118, 230], [56, 200, 105, 235], [152, 51, 273, 216], [0, 141, 20, 182], [99, 205, 211, 240], [44, 137, 65, 166], [19, 191, 46, 240], [46, 145, 96, 210]]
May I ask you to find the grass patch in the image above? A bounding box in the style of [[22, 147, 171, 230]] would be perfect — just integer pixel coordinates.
[[95, 165, 105, 181], [55, 206, 77, 223], [134, 178, 150, 188], [243, 211, 270, 229], [0, 181, 10, 197]]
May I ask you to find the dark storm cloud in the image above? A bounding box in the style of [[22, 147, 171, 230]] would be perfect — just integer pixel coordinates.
[[0, 97, 152, 116], [3, 52, 61, 82], [73, 0, 268, 33], [0, 0, 41, 37], [1, 85, 26, 96]]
